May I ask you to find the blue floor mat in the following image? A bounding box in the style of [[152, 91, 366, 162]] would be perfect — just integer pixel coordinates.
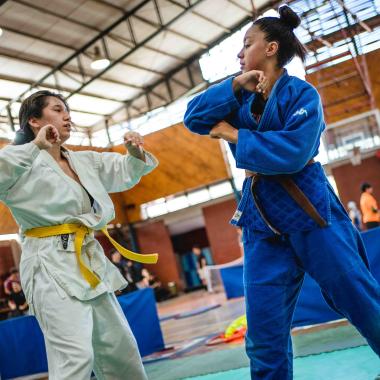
[[182, 345, 379, 380], [174, 304, 221, 319]]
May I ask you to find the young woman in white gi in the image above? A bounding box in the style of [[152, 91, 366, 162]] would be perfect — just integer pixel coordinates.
[[0, 90, 158, 379]]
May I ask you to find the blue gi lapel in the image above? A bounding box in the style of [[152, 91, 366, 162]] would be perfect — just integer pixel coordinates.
[[257, 69, 291, 132]]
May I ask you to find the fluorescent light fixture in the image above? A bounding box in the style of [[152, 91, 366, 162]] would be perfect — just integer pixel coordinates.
[[91, 58, 110, 70], [90, 46, 110, 70], [0, 234, 20, 242]]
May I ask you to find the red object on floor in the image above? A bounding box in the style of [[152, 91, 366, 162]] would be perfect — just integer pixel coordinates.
[[206, 327, 246, 346]]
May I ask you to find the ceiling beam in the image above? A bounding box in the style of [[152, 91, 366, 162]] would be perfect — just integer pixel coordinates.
[[305, 14, 380, 51], [64, 0, 209, 101], [1, 0, 154, 112], [0, 47, 145, 91], [101, 13, 254, 131], [227, 0, 253, 16], [0, 26, 166, 78], [0, 95, 107, 117], [167, 0, 231, 33], [12, 0, 185, 63], [0, 73, 130, 104], [92, 0, 208, 48]]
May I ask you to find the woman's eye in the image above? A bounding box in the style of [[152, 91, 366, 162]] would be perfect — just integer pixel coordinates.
[[244, 44, 251, 49]]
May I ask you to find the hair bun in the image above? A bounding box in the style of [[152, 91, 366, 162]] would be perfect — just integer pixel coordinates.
[[279, 5, 301, 30]]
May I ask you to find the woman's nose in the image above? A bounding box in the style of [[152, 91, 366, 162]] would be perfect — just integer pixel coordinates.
[[237, 49, 243, 59]]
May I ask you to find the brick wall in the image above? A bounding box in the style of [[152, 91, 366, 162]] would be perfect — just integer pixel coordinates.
[[202, 198, 242, 264]]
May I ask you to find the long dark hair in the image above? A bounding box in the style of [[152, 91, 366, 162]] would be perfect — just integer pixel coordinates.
[[14, 90, 69, 145], [253, 5, 307, 68]]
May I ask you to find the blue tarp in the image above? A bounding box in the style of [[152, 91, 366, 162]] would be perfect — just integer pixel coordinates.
[[220, 227, 380, 327], [0, 288, 164, 379]]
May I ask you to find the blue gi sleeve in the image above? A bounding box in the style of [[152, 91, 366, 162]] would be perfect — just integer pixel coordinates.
[[0, 142, 40, 197], [235, 84, 324, 175], [184, 77, 242, 135]]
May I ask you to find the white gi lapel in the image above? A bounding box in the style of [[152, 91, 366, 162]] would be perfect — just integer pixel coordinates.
[[39, 149, 82, 192], [65, 150, 110, 226]]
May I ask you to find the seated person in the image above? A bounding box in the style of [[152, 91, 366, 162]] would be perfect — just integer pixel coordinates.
[[141, 268, 171, 302], [4, 268, 20, 296], [192, 244, 207, 288], [110, 251, 138, 294], [8, 281, 28, 318], [126, 260, 144, 287]]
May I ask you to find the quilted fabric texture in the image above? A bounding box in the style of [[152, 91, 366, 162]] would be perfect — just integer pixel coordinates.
[[231, 163, 331, 234]]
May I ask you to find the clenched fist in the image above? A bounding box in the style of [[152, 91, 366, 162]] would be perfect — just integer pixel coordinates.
[[209, 121, 238, 143], [233, 70, 269, 97], [124, 131, 145, 161], [33, 124, 61, 150]]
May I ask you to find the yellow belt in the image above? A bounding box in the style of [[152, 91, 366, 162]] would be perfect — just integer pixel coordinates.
[[24, 224, 158, 288]]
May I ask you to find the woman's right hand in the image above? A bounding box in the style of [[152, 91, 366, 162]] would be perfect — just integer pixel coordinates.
[[33, 124, 61, 150], [233, 70, 268, 95]]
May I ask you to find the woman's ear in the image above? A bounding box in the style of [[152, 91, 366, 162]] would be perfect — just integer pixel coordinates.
[[28, 117, 41, 134], [266, 41, 279, 57]]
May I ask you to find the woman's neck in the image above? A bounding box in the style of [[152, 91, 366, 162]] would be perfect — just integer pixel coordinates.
[[46, 144, 63, 162], [263, 66, 285, 99]]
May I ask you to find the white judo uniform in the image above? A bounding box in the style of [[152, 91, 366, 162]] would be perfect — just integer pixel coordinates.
[[0, 141, 158, 380]]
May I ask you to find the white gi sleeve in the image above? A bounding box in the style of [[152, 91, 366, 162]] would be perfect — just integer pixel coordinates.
[[95, 151, 158, 193], [0, 142, 40, 197]]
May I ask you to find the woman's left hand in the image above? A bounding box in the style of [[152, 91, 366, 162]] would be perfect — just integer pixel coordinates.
[[209, 121, 238, 143], [124, 131, 145, 161]]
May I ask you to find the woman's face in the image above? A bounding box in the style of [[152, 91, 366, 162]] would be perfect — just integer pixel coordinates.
[[237, 26, 270, 73], [30, 96, 72, 143]]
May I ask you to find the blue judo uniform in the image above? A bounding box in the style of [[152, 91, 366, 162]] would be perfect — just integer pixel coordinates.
[[184, 70, 380, 379]]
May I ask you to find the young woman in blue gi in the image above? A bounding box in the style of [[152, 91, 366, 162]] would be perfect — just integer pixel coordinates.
[[0, 90, 158, 379], [184, 6, 380, 380]]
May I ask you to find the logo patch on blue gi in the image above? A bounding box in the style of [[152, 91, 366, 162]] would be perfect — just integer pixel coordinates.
[[232, 210, 242, 222], [293, 108, 308, 117]]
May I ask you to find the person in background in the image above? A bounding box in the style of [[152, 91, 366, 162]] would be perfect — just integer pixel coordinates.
[[146, 271, 171, 302], [110, 250, 137, 294], [360, 182, 380, 230], [7, 281, 28, 318], [126, 259, 144, 286], [347, 201, 362, 231], [139, 268, 170, 302], [192, 244, 207, 288], [3, 267, 20, 296], [110, 250, 126, 277]]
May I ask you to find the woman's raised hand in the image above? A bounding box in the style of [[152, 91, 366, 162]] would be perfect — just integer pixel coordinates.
[[33, 124, 61, 149], [124, 131, 145, 160], [209, 121, 238, 144], [233, 70, 269, 96]]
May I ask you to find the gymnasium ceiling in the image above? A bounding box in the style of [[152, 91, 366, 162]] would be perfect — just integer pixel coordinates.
[[0, 0, 379, 144]]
